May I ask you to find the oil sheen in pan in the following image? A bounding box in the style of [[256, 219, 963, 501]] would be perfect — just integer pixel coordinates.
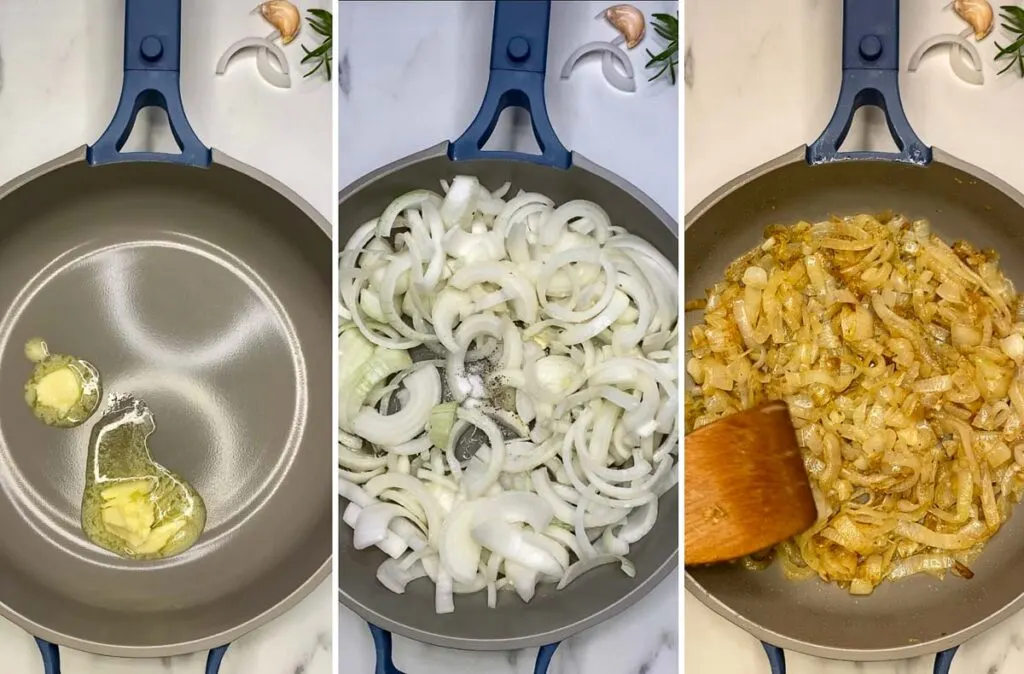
[[80, 394, 206, 560]]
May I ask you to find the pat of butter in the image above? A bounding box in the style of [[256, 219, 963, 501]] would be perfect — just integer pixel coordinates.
[[133, 519, 187, 554], [101, 498, 156, 548], [34, 367, 82, 414], [100, 480, 159, 551], [100, 479, 154, 501]]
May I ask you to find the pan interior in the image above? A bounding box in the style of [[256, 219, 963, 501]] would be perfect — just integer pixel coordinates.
[[685, 157, 1024, 657], [338, 154, 679, 649], [0, 160, 332, 654]]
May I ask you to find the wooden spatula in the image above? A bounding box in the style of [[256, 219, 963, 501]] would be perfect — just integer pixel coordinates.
[[684, 400, 818, 565]]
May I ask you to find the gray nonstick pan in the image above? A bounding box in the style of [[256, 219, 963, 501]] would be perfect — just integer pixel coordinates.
[[0, 1, 331, 671], [685, 1, 1024, 672], [337, 1, 678, 672]]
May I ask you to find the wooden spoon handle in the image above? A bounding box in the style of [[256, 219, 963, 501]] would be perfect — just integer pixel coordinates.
[[684, 401, 817, 565]]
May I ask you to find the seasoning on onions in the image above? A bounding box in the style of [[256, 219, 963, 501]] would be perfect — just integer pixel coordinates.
[[339, 176, 678, 613]]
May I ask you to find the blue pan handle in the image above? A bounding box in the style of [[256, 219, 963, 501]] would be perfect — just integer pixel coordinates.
[[369, 624, 560, 674], [36, 638, 230, 673], [806, 0, 930, 165], [761, 642, 959, 673], [761, 642, 785, 673], [933, 647, 959, 674], [448, 0, 571, 169], [87, 0, 211, 167]]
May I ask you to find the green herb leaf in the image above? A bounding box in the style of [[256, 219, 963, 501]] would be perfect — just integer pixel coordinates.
[[645, 11, 679, 85], [996, 5, 1024, 77], [301, 8, 332, 80]]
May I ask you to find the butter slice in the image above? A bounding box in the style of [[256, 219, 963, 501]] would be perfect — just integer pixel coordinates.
[[34, 367, 82, 414], [100, 480, 157, 550], [133, 518, 187, 554]]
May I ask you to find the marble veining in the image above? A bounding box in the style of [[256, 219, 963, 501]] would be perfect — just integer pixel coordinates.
[[337, 1, 679, 673], [683, 45, 693, 89], [0, 2, 332, 673], [339, 51, 352, 97], [686, 1, 1024, 673]]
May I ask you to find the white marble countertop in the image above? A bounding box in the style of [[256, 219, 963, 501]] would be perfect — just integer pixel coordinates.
[[686, 1, 1024, 673], [0, 1, 332, 673], [337, 1, 679, 673]]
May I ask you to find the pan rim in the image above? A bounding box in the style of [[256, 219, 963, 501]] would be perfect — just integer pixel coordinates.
[[336, 551, 678, 651], [0, 559, 332, 658], [0, 147, 333, 238], [0, 146, 334, 657], [336, 148, 680, 650], [683, 144, 1024, 660]]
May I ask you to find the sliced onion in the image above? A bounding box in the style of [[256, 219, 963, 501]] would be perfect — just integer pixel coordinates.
[[256, 32, 291, 88], [886, 554, 956, 581], [471, 520, 563, 577], [601, 35, 637, 92], [558, 291, 631, 345], [339, 177, 678, 615], [449, 262, 539, 324], [435, 568, 455, 614], [472, 491, 553, 532], [457, 407, 507, 497], [556, 554, 636, 590], [440, 176, 479, 226], [950, 42, 984, 85], [384, 435, 433, 457], [505, 561, 540, 603], [215, 37, 290, 88], [948, 26, 985, 86], [338, 444, 387, 472], [377, 557, 427, 594], [561, 41, 635, 89], [353, 503, 409, 550], [617, 499, 657, 543], [908, 34, 983, 75], [352, 367, 441, 446], [343, 503, 407, 559], [439, 501, 482, 584]]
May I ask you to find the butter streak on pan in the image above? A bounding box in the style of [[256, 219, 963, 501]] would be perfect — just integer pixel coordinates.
[[23, 337, 101, 428], [81, 395, 207, 560]]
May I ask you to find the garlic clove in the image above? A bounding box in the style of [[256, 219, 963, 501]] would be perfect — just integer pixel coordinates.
[[603, 4, 645, 50], [953, 0, 994, 41], [258, 0, 301, 45]]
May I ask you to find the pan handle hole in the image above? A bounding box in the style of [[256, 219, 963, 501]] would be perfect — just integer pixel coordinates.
[[480, 106, 543, 156], [120, 106, 182, 155], [837, 105, 900, 155]]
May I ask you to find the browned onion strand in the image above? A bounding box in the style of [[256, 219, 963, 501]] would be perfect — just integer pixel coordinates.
[[684, 212, 1024, 595]]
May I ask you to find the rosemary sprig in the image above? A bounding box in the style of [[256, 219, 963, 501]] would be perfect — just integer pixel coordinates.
[[645, 12, 679, 84], [995, 5, 1024, 77], [301, 8, 332, 80]]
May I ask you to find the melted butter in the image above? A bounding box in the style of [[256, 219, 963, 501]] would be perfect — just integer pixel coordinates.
[[80, 396, 206, 560], [23, 338, 101, 428]]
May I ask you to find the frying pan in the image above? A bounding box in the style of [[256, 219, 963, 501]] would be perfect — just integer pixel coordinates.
[[337, 2, 678, 672], [684, 0, 1024, 671], [0, 1, 331, 671]]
